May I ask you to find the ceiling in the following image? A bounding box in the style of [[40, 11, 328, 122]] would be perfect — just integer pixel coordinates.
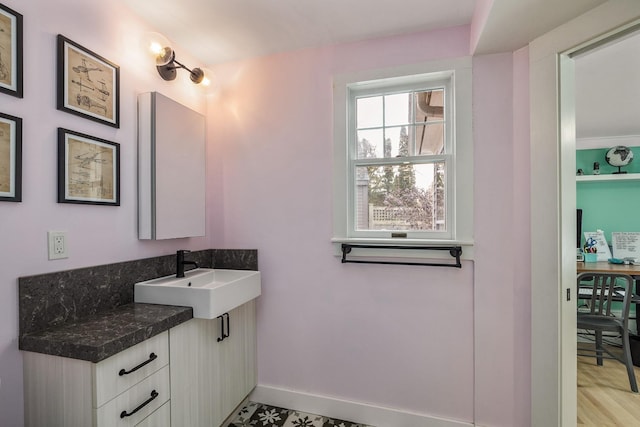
[[575, 31, 640, 139], [120, 0, 607, 66], [122, 0, 475, 65], [120, 0, 637, 139], [472, 0, 607, 54]]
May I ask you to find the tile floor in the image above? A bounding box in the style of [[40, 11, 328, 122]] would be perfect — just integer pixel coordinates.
[[228, 401, 376, 427]]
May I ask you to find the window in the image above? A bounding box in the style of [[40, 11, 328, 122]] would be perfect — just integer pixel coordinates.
[[352, 82, 450, 238], [333, 58, 473, 250]]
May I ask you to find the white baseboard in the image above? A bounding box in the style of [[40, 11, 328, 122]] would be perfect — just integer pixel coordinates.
[[250, 385, 473, 427]]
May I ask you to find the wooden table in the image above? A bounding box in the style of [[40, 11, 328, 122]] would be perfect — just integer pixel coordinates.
[[577, 261, 640, 275]]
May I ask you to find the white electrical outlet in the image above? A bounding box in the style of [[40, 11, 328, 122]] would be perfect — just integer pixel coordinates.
[[48, 231, 68, 260]]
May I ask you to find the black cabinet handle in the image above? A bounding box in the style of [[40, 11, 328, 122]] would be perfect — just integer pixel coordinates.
[[119, 353, 157, 376], [223, 312, 230, 339], [120, 389, 158, 418], [217, 313, 230, 342], [217, 314, 225, 342]]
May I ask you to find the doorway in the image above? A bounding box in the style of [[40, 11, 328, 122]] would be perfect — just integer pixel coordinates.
[[567, 25, 640, 425], [530, 5, 640, 426]]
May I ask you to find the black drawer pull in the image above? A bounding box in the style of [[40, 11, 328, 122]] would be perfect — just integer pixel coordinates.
[[216, 313, 230, 342], [120, 389, 158, 418], [217, 314, 225, 342], [223, 312, 230, 339], [118, 353, 157, 376]]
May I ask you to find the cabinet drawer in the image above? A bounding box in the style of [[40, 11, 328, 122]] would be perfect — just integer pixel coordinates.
[[135, 401, 170, 427], [94, 332, 169, 407], [96, 365, 170, 427]]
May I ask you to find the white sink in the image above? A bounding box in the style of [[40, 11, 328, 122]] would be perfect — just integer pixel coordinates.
[[134, 268, 261, 319]]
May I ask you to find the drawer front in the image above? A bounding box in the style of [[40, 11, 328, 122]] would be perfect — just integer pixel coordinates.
[[135, 401, 170, 427], [95, 332, 169, 407], [96, 365, 170, 427]]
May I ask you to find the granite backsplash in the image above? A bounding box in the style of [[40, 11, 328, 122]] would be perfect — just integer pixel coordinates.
[[19, 249, 258, 338]]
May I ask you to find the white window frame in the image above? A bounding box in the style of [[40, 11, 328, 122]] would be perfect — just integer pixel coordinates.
[[332, 57, 474, 259]]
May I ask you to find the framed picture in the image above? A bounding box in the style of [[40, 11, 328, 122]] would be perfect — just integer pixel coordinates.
[[0, 3, 23, 98], [57, 128, 120, 206], [0, 112, 22, 202], [57, 35, 120, 128]]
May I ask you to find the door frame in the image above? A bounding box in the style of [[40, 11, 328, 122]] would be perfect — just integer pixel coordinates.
[[530, 3, 640, 426]]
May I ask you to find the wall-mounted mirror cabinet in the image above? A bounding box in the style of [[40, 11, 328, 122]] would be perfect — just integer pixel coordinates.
[[138, 92, 206, 239]]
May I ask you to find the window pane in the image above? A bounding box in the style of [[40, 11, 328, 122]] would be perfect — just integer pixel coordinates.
[[358, 127, 410, 159], [384, 126, 410, 158], [356, 96, 383, 129], [354, 162, 446, 231], [415, 89, 444, 123], [414, 123, 444, 155], [357, 129, 384, 158], [384, 93, 412, 126]]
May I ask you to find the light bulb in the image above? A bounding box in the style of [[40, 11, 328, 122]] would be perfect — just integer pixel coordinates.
[[155, 46, 174, 66], [143, 32, 173, 65], [190, 67, 205, 84], [199, 68, 218, 94], [149, 41, 163, 55]]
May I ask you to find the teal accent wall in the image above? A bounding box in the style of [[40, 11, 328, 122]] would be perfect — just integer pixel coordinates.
[[576, 146, 640, 248]]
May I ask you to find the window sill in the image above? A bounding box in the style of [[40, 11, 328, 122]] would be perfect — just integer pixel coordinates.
[[331, 237, 475, 261]]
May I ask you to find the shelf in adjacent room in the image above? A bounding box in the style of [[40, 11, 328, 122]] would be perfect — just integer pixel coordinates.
[[576, 173, 640, 182]]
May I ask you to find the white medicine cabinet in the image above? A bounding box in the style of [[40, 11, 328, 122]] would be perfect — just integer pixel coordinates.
[[138, 92, 206, 240]]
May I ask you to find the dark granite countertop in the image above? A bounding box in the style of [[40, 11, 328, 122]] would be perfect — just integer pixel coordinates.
[[19, 303, 193, 363]]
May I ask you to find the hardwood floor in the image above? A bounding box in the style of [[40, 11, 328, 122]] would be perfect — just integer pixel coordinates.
[[577, 344, 640, 426]]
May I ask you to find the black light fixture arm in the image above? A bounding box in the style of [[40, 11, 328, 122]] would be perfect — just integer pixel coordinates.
[[156, 52, 204, 84], [165, 58, 190, 73]]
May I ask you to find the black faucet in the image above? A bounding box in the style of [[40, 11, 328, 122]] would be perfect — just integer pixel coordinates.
[[176, 250, 199, 278]]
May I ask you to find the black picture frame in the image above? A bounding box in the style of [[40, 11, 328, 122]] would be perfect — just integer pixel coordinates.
[[0, 112, 22, 202], [0, 3, 23, 98], [57, 128, 120, 206], [56, 35, 120, 128]]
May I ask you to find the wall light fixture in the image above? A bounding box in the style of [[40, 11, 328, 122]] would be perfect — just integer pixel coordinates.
[[146, 32, 212, 87]]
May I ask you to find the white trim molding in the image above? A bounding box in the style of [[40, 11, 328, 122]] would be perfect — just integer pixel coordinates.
[[576, 134, 640, 150], [250, 385, 473, 427]]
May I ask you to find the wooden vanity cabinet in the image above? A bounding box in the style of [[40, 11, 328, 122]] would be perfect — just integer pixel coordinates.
[[23, 331, 170, 427], [22, 300, 257, 427], [169, 300, 257, 427]]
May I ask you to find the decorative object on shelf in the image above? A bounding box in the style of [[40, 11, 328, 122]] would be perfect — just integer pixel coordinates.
[[57, 128, 120, 206], [605, 145, 634, 174], [144, 32, 214, 88], [583, 236, 598, 262], [56, 35, 120, 128], [593, 161, 600, 175], [0, 3, 23, 98], [577, 168, 584, 176], [0, 112, 22, 202]]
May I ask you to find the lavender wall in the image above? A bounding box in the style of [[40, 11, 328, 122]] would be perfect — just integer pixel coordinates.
[[209, 28, 532, 425], [472, 49, 531, 427], [512, 46, 532, 427], [0, 1, 215, 425]]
